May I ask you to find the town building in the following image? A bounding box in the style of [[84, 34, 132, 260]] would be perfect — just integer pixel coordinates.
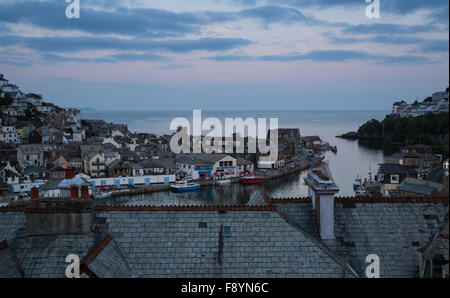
[[175, 153, 237, 180], [17, 144, 44, 169], [377, 163, 418, 196]]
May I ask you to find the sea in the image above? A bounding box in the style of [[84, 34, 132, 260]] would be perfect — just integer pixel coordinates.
[[82, 110, 391, 205]]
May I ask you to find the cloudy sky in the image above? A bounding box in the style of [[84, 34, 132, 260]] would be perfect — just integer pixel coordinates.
[[0, 0, 448, 111]]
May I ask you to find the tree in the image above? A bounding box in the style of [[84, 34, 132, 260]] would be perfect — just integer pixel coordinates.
[[423, 96, 432, 103]]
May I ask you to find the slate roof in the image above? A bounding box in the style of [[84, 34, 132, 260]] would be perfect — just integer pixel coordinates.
[[398, 177, 445, 196], [95, 209, 350, 278], [378, 163, 418, 175], [81, 234, 136, 278], [273, 197, 448, 278], [425, 167, 444, 184], [40, 179, 63, 190], [0, 211, 135, 278], [18, 144, 43, 155], [0, 240, 24, 278], [420, 212, 449, 263], [1, 194, 448, 278], [0, 211, 25, 242], [139, 158, 177, 169], [175, 153, 231, 165], [10, 232, 94, 278]]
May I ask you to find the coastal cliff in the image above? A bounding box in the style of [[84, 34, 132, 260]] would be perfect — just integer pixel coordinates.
[[337, 112, 449, 152]]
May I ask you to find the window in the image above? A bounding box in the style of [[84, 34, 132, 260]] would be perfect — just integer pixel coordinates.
[[390, 175, 400, 184]]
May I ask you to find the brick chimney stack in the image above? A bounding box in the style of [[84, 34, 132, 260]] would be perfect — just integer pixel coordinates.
[[65, 167, 75, 180], [70, 185, 79, 199], [81, 185, 89, 199], [304, 165, 340, 240], [30, 187, 39, 200]]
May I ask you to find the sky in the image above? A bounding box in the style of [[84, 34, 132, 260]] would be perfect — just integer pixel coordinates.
[[0, 0, 448, 111]]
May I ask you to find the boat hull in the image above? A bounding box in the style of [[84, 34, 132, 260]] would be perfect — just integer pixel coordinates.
[[96, 192, 113, 199], [241, 177, 265, 184], [171, 184, 200, 192]]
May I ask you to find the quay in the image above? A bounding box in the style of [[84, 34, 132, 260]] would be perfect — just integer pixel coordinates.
[[102, 157, 323, 198]]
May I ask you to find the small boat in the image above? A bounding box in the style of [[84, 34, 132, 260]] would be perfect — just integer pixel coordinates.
[[353, 175, 362, 192], [171, 181, 200, 192], [217, 179, 231, 185], [96, 192, 113, 199], [241, 174, 265, 184]]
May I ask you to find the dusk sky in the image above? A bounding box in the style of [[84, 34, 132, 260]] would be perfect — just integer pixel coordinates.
[[0, 0, 448, 111]]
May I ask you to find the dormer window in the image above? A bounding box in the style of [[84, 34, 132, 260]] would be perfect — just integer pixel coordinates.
[[390, 175, 400, 184]]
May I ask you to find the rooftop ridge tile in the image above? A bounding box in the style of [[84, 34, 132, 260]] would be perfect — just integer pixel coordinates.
[[94, 205, 277, 211], [271, 196, 449, 203], [81, 234, 113, 266]]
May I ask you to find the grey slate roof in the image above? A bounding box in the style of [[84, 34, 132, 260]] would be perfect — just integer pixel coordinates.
[[1, 195, 448, 278], [18, 144, 42, 155], [0, 241, 23, 278], [398, 177, 445, 196], [421, 212, 449, 262], [274, 200, 448, 278], [0, 211, 25, 242], [95, 210, 348, 278], [10, 233, 94, 278], [378, 163, 417, 175], [425, 167, 444, 184], [83, 235, 136, 278], [0, 210, 136, 278], [175, 153, 230, 165]]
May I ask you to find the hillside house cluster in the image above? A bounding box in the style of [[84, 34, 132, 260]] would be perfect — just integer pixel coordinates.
[[391, 89, 449, 118], [377, 145, 448, 197]]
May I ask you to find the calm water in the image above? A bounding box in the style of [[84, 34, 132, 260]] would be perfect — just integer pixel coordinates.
[[84, 110, 389, 204]]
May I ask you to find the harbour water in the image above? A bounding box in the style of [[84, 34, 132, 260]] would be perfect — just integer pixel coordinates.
[[84, 110, 390, 204]]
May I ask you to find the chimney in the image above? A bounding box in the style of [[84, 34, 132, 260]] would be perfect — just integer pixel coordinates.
[[65, 167, 75, 179], [70, 185, 79, 199], [30, 187, 39, 200], [304, 165, 339, 240], [81, 185, 89, 199], [25, 198, 93, 236]]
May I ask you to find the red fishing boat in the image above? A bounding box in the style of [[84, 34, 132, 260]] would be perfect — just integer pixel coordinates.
[[241, 174, 265, 184]]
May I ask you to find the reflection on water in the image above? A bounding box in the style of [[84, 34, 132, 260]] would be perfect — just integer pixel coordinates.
[[87, 110, 389, 205], [99, 183, 263, 206]]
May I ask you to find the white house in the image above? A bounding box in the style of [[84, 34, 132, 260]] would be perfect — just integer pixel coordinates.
[[175, 153, 237, 180], [73, 129, 85, 142]]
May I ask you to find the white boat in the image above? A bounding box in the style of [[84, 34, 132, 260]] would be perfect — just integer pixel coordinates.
[[217, 179, 231, 185], [353, 175, 362, 191], [171, 181, 200, 192], [96, 192, 113, 199]]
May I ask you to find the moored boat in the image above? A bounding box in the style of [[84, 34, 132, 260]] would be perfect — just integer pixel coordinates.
[[241, 174, 265, 184], [96, 192, 113, 199], [171, 181, 200, 192], [217, 179, 231, 185]]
